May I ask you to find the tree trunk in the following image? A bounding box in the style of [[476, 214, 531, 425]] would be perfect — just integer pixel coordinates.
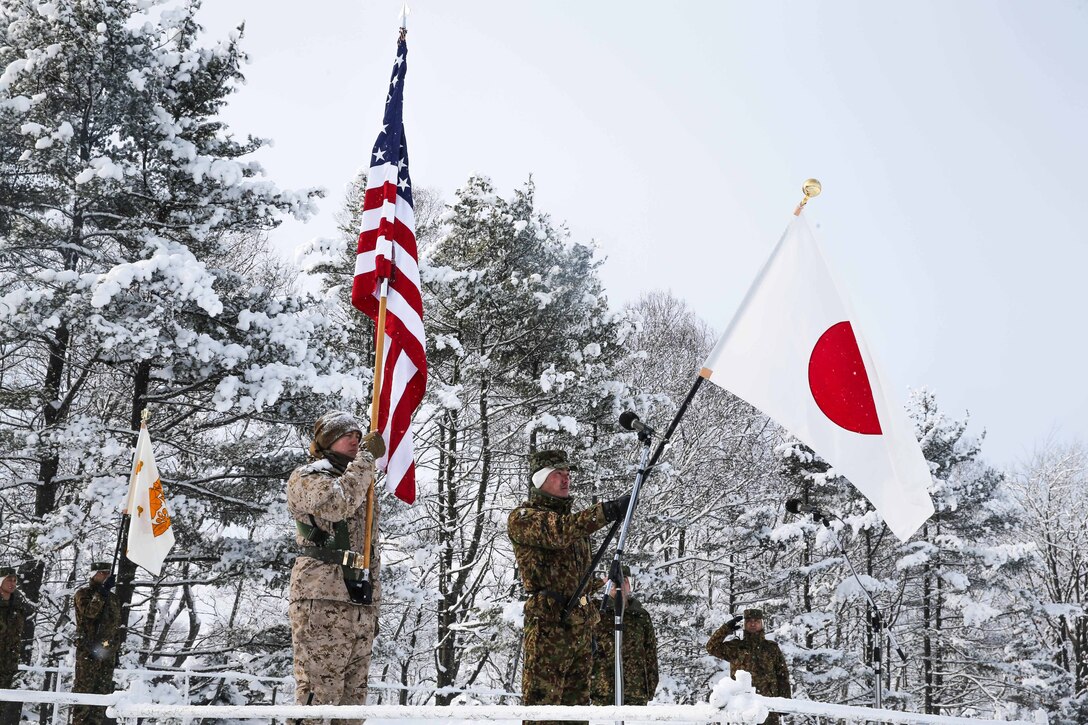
[[23, 317, 74, 664], [434, 370, 460, 705], [922, 523, 935, 714]]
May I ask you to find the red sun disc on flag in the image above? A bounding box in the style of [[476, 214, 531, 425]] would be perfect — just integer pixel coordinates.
[[808, 321, 883, 435]]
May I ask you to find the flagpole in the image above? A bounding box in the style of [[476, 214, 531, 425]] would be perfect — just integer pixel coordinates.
[[362, 279, 390, 585], [357, 20, 414, 604]]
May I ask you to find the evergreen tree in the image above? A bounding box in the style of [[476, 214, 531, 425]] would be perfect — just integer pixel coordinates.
[[772, 441, 857, 705], [1005, 441, 1088, 724], [0, 0, 350, 697], [889, 390, 1031, 715]]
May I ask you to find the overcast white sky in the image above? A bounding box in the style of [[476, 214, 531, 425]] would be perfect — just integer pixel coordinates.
[[196, 1, 1088, 469]]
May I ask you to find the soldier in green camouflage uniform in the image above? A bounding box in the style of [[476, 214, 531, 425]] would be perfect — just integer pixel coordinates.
[[706, 608, 791, 725], [72, 561, 121, 725], [508, 449, 630, 725], [590, 566, 659, 705], [1, 565, 33, 723], [288, 410, 386, 725]]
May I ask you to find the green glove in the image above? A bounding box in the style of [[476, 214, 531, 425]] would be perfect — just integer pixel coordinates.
[[361, 431, 386, 460]]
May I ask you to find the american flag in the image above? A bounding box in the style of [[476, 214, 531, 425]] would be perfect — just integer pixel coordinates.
[[352, 31, 426, 504]]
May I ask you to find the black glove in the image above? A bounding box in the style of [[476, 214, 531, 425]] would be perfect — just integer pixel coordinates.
[[98, 574, 116, 595], [345, 578, 373, 605], [726, 614, 744, 630], [601, 494, 632, 523]]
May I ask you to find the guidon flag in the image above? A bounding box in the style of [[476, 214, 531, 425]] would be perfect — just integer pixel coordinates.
[[124, 424, 176, 576]]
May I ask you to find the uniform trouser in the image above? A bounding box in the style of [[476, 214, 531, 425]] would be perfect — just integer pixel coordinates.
[[0, 665, 19, 725], [290, 599, 378, 725], [521, 618, 593, 725], [72, 654, 115, 725]]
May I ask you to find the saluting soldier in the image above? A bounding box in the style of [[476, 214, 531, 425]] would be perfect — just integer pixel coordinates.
[[508, 449, 630, 725], [590, 565, 659, 706], [287, 410, 386, 725], [1, 564, 33, 724], [706, 608, 792, 725], [72, 561, 121, 725]]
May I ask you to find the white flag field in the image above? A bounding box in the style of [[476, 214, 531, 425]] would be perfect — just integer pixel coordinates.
[[702, 214, 935, 541], [124, 425, 175, 575]]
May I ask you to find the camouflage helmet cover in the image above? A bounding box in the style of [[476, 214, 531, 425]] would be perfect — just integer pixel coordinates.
[[310, 410, 363, 457], [529, 449, 578, 477]]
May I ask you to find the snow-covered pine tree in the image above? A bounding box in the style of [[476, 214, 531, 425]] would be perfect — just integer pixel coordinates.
[[0, 0, 356, 698], [1005, 440, 1088, 724], [770, 441, 858, 705], [890, 390, 1032, 715]]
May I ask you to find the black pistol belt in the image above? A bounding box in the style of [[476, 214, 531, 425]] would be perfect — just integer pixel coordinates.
[[300, 546, 367, 572]]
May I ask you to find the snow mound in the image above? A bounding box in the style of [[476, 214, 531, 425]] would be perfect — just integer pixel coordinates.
[[708, 671, 769, 723]]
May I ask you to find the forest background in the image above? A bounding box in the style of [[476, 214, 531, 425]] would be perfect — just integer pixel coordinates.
[[0, 2, 1084, 723]]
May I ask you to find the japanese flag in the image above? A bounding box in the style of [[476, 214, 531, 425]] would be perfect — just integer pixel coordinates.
[[124, 425, 175, 576], [702, 214, 934, 541]]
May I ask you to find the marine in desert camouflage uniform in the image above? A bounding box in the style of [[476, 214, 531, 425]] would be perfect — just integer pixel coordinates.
[[590, 566, 659, 706], [508, 449, 631, 725], [706, 608, 792, 725], [288, 410, 386, 725], [72, 561, 121, 725]]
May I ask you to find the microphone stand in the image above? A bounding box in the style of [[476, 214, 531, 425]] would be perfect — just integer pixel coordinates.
[[820, 516, 908, 710], [562, 376, 707, 624], [604, 428, 654, 715]]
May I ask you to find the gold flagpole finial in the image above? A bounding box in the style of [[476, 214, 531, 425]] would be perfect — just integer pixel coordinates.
[[794, 178, 822, 216], [140, 408, 150, 425]]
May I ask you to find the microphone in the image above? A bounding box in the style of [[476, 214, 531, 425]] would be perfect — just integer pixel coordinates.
[[785, 498, 829, 524], [618, 411, 655, 437]]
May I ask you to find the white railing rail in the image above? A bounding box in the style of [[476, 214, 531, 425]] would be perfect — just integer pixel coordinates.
[[17, 664, 520, 700], [0, 688, 1041, 725], [102, 700, 1042, 724]]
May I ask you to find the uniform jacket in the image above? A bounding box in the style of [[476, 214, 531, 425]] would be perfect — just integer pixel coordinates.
[[591, 595, 659, 704], [508, 487, 607, 625], [0, 591, 32, 676], [706, 626, 791, 699], [74, 580, 122, 655], [287, 453, 381, 604]]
